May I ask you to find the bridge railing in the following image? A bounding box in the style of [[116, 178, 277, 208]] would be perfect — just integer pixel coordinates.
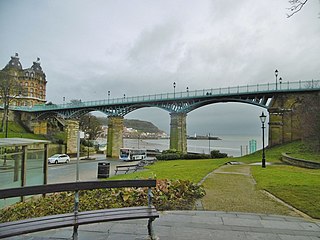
[[10, 80, 320, 112]]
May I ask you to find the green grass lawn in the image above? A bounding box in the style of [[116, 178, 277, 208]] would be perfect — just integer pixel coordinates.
[[238, 141, 320, 164], [110, 159, 229, 183], [0, 122, 47, 139], [251, 165, 320, 219]]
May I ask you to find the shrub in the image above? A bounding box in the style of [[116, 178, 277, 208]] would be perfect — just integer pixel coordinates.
[[156, 149, 216, 160], [0, 179, 205, 223], [210, 150, 228, 158], [156, 153, 181, 160]]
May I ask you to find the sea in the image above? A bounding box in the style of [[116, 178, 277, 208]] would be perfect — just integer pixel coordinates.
[[124, 135, 265, 157]]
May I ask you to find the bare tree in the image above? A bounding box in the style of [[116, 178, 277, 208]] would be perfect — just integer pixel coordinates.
[[79, 114, 103, 141], [287, 0, 309, 17], [0, 70, 22, 135], [0, 69, 23, 167]]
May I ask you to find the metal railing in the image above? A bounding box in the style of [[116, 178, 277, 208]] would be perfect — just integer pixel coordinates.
[[10, 80, 320, 112]]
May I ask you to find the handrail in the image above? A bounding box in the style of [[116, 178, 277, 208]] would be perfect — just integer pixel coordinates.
[[10, 80, 320, 112]]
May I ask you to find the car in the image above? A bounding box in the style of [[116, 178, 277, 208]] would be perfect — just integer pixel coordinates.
[[48, 154, 70, 164]]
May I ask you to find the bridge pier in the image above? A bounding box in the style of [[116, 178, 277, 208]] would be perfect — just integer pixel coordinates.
[[268, 94, 303, 146], [33, 120, 48, 135], [65, 120, 79, 155], [170, 112, 187, 154], [106, 116, 124, 158]]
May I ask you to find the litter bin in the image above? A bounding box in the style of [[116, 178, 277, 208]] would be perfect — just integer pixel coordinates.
[[98, 162, 110, 178]]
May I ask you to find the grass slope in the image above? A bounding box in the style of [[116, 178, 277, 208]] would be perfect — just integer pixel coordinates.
[[111, 159, 229, 183], [252, 165, 320, 219]]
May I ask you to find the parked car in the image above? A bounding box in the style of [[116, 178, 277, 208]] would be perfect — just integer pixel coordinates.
[[48, 154, 70, 164]]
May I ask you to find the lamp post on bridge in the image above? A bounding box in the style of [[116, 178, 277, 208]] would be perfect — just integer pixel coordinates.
[[173, 82, 176, 98], [259, 112, 267, 168], [275, 69, 278, 90], [186, 87, 189, 97], [108, 91, 110, 103], [279, 77, 282, 90]]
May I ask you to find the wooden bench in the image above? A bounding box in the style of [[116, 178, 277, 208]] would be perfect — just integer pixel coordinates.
[[114, 163, 143, 174], [0, 180, 159, 239]]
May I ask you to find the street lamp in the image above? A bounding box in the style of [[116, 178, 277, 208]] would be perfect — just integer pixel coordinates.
[[279, 77, 282, 89], [86, 133, 90, 159], [208, 132, 212, 155], [275, 69, 278, 90], [186, 87, 189, 97], [108, 91, 110, 103], [173, 82, 176, 98], [259, 112, 267, 168]]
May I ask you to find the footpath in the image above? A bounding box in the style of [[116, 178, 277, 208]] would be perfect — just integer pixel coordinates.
[[199, 164, 302, 217]]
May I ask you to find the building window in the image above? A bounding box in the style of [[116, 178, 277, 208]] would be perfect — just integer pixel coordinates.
[[25, 82, 28, 87], [31, 73, 34, 77], [25, 72, 29, 77]]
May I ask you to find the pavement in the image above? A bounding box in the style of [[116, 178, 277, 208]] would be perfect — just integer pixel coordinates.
[[4, 210, 320, 240]]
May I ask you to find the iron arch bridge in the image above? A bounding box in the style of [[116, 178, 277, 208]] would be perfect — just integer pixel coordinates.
[[10, 80, 320, 120]]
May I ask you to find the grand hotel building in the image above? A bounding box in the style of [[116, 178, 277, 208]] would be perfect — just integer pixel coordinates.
[[1, 53, 47, 107]]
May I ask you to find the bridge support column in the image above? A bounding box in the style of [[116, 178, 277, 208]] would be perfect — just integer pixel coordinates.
[[268, 94, 303, 146], [65, 120, 79, 155], [33, 120, 48, 135], [107, 116, 124, 158], [170, 112, 187, 154]]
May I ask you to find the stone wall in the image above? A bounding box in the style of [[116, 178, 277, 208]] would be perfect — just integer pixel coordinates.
[[281, 153, 320, 169], [268, 92, 317, 147]]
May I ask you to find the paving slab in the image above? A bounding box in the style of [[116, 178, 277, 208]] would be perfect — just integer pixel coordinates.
[[2, 211, 320, 240]]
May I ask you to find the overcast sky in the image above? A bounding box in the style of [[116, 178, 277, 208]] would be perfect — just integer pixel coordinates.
[[0, 0, 319, 137]]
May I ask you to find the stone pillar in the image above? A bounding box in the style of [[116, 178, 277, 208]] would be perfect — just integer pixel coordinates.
[[65, 120, 79, 155], [33, 120, 48, 135], [170, 112, 187, 154], [107, 116, 124, 158], [268, 94, 303, 147]]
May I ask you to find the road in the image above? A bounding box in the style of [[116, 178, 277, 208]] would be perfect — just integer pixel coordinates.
[[48, 154, 138, 184]]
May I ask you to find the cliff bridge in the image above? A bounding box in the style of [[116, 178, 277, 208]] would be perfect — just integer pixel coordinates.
[[11, 80, 320, 157]]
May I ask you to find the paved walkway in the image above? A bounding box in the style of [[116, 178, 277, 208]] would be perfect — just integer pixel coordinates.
[[5, 211, 320, 239], [199, 164, 302, 217]]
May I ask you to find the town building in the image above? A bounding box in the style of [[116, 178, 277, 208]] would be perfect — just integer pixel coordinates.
[[1, 53, 47, 107]]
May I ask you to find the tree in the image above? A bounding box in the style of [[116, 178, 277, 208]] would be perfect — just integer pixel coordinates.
[[0, 69, 23, 167], [287, 0, 309, 18], [0, 69, 23, 135], [79, 114, 103, 141]]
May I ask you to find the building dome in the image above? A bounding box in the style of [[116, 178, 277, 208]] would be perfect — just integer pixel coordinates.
[[31, 57, 43, 73], [3, 53, 22, 70]]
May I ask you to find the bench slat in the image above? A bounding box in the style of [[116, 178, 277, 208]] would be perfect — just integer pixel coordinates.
[[0, 206, 159, 238], [0, 180, 156, 199]]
